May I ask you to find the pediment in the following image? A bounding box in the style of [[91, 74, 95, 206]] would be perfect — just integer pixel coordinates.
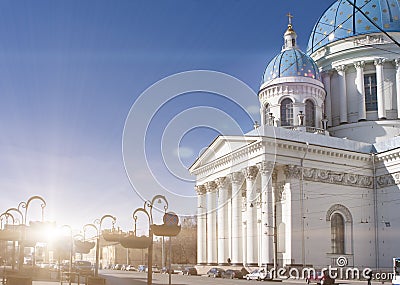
[[189, 135, 258, 173]]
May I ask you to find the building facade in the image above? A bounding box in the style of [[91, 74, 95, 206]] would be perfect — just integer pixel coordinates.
[[190, 0, 400, 270]]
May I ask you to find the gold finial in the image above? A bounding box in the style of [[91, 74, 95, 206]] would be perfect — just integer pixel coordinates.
[[287, 12, 293, 26]]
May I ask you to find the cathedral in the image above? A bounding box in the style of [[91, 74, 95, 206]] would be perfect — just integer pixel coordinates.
[[189, 0, 400, 270]]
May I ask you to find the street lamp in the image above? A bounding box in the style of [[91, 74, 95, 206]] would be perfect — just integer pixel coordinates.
[[84, 214, 116, 277], [15, 195, 47, 272]]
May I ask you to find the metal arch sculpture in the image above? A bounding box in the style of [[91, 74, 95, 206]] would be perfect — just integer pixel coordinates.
[[120, 208, 152, 249], [18, 195, 46, 225], [0, 212, 20, 241]]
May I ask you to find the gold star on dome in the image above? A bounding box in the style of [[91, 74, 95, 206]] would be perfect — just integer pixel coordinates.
[[372, 4, 377, 8], [394, 16, 399, 21], [383, 9, 388, 13], [384, 23, 390, 28], [347, 29, 352, 34], [365, 11, 370, 15], [340, 11, 343, 15], [357, 19, 363, 24], [373, 17, 378, 21], [365, 25, 371, 30]]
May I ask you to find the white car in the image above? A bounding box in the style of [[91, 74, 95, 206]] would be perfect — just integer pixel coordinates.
[[245, 268, 270, 281]]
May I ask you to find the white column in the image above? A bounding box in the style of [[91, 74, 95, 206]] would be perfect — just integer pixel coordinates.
[[335, 65, 348, 124], [260, 105, 266, 125], [322, 72, 332, 126], [243, 166, 259, 266], [216, 177, 229, 265], [258, 162, 274, 266], [206, 181, 218, 265], [196, 185, 207, 265], [395, 59, 400, 119], [229, 172, 244, 266], [375, 58, 386, 119], [354, 61, 366, 121]]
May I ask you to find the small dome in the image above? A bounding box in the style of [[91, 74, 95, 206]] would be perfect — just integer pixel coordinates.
[[262, 48, 321, 84], [307, 0, 400, 54]]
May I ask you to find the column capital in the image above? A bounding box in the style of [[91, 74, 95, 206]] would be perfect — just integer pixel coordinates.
[[195, 185, 207, 195], [257, 161, 275, 175], [228, 172, 244, 184], [374, 58, 386, 66], [335, 65, 347, 73], [215, 177, 229, 189], [354, 61, 365, 69], [395, 58, 400, 69], [205, 181, 217, 192], [243, 166, 259, 181]]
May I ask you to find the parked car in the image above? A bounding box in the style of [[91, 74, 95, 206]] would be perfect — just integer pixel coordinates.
[[222, 269, 243, 279], [138, 265, 147, 272], [161, 267, 175, 274], [182, 267, 197, 275], [125, 265, 137, 271], [306, 271, 335, 285], [207, 267, 225, 278], [113, 264, 122, 270], [145, 266, 160, 273], [245, 268, 270, 281], [73, 261, 94, 276]]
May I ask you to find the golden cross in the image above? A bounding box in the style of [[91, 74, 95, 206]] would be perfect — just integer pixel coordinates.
[[287, 12, 293, 25]]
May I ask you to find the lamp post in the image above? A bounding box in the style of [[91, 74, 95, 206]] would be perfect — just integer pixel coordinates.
[[0, 212, 15, 278], [5, 208, 23, 271], [84, 215, 116, 277], [15, 196, 47, 272]]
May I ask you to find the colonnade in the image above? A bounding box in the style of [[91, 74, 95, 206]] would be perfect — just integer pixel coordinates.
[[323, 58, 400, 125], [196, 162, 274, 267]]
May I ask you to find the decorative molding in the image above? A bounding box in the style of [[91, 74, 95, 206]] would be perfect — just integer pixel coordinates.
[[326, 204, 353, 223], [354, 61, 365, 69], [335, 65, 347, 74], [205, 181, 217, 192], [374, 58, 386, 66], [215, 177, 229, 189], [257, 161, 275, 176], [353, 35, 386, 46], [229, 172, 244, 185], [190, 139, 371, 178], [195, 185, 206, 195], [243, 166, 259, 181], [395, 58, 400, 69], [377, 172, 400, 188], [284, 165, 373, 188]]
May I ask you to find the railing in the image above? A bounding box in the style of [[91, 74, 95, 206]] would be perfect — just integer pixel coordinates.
[[282, 126, 326, 135]]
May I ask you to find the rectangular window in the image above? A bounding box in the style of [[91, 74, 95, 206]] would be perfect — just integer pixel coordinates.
[[364, 74, 378, 111]]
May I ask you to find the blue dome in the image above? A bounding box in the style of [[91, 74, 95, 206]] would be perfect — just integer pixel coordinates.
[[307, 0, 400, 54], [262, 48, 321, 84]]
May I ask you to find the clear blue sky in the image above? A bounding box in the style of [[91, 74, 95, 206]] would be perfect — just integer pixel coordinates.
[[0, 0, 332, 231]]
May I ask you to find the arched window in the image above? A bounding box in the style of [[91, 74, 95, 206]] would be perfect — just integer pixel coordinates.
[[364, 73, 378, 111], [331, 213, 345, 254], [305, 100, 315, 127], [280, 98, 293, 126]]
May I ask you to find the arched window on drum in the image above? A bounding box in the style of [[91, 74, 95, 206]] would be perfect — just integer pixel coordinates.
[[280, 98, 293, 126], [305, 99, 315, 127]]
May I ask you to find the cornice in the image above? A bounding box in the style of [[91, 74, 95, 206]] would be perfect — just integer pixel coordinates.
[[191, 137, 371, 178]]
